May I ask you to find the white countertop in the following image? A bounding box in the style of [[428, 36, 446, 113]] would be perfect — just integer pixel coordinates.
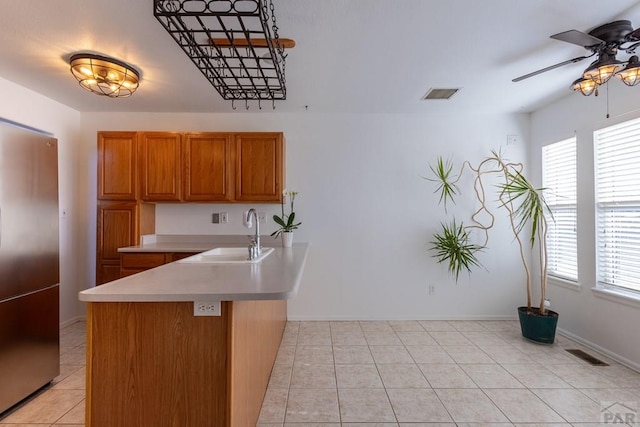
[[80, 243, 309, 303], [117, 234, 276, 253]]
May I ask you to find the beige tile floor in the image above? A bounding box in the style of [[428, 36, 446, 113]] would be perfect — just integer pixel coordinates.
[[257, 320, 640, 426], [1, 320, 639, 426]]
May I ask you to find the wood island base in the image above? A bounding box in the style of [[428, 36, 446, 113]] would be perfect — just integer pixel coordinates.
[[85, 299, 287, 427]]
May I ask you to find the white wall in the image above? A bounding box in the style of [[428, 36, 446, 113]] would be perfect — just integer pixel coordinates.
[[531, 82, 640, 369], [82, 111, 531, 320], [0, 77, 83, 326], [3, 74, 636, 367]]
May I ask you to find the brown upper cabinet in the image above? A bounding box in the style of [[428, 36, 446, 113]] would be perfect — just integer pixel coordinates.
[[139, 132, 182, 202], [235, 133, 284, 202], [97, 131, 284, 204], [98, 132, 138, 200], [183, 133, 234, 202]]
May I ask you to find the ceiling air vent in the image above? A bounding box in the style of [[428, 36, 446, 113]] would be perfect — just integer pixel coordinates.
[[422, 88, 460, 100]]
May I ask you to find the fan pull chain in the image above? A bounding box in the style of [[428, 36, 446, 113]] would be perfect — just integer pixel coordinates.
[[606, 81, 610, 119]]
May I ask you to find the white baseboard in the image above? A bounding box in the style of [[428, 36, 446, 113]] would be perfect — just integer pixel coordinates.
[[59, 315, 86, 330], [558, 327, 640, 373], [286, 314, 518, 321]]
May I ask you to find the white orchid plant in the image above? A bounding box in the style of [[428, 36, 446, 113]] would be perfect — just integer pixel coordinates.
[[271, 189, 302, 237]]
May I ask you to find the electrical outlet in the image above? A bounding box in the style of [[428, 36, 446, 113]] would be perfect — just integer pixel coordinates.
[[507, 135, 518, 146], [258, 211, 266, 223], [220, 212, 228, 223], [428, 284, 435, 295], [194, 301, 221, 316]]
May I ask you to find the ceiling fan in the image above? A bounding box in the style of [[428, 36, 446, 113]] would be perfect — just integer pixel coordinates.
[[513, 20, 640, 95]]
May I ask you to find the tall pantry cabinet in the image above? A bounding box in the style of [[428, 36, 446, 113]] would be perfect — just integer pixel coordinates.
[[95, 131, 284, 285], [96, 132, 156, 285]]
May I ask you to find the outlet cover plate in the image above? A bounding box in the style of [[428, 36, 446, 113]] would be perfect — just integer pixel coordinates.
[[194, 301, 221, 316]]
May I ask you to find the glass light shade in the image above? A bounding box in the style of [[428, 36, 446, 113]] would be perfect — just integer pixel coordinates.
[[69, 54, 139, 98], [583, 55, 623, 85], [616, 55, 640, 86], [571, 77, 597, 96]]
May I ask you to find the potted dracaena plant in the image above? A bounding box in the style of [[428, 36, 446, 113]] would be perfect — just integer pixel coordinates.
[[428, 149, 558, 344], [271, 190, 301, 247]]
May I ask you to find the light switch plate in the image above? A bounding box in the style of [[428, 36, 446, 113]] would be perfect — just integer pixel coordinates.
[[212, 212, 228, 224]]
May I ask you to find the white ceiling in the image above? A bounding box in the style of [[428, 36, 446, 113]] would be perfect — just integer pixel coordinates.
[[2, 0, 640, 114]]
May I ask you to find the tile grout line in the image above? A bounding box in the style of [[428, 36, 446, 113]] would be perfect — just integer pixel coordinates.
[[368, 321, 400, 425], [329, 323, 342, 426], [280, 322, 298, 426], [401, 324, 457, 425]]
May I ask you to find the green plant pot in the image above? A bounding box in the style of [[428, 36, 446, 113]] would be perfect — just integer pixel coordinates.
[[517, 306, 559, 344]]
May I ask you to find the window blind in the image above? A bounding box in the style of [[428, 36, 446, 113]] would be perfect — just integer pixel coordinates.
[[542, 137, 578, 281], [595, 118, 640, 293]]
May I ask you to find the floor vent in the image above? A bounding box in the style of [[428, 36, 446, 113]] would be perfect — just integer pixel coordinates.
[[566, 349, 609, 366]]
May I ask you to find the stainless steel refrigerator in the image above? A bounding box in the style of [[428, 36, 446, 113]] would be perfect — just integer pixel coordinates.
[[0, 119, 59, 415]]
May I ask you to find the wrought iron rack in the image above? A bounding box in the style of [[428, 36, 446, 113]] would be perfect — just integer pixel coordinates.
[[154, 0, 288, 106]]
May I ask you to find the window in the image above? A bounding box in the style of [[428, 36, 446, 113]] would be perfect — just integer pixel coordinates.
[[595, 118, 640, 294], [542, 137, 578, 281]]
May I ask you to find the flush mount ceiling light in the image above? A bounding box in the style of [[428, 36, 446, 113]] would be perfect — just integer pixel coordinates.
[[69, 53, 140, 98], [153, 0, 294, 108], [513, 20, 640, 96]]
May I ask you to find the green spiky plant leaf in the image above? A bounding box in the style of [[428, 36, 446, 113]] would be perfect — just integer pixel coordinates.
[[500, 170, 549, 246], [428, 156, 459, 211], [430, 220, 482, 281]]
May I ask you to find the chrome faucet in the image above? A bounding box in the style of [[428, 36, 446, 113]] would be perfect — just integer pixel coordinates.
[[246, 208, 261, 260]]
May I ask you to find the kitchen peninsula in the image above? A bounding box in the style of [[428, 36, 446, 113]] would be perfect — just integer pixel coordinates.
[[79, 240, 309, 427]]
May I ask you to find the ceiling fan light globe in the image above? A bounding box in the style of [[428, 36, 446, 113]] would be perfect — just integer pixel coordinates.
[[584, 63, 622, 85], [571, 77, 597, 96], [616, 55, 640, 86], [583, 52, 623, 85], [617, 69, 640, 86]]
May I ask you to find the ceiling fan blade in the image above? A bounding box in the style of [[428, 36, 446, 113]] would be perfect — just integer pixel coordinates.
[[512, 55, 592, 82], [550, 29, 604, 48], [626, 27, 640, 42]]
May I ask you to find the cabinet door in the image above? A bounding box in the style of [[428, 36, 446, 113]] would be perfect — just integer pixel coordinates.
[[234, 133, 284, 202], [120, 253, 169, 278], [98, 132, 137, 200], [139, 132, 182, 201], [96, 202, 139, 285], [183, 133, 233, 201], [169, 252, 199, 262], [99, 264, 123, 284]]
